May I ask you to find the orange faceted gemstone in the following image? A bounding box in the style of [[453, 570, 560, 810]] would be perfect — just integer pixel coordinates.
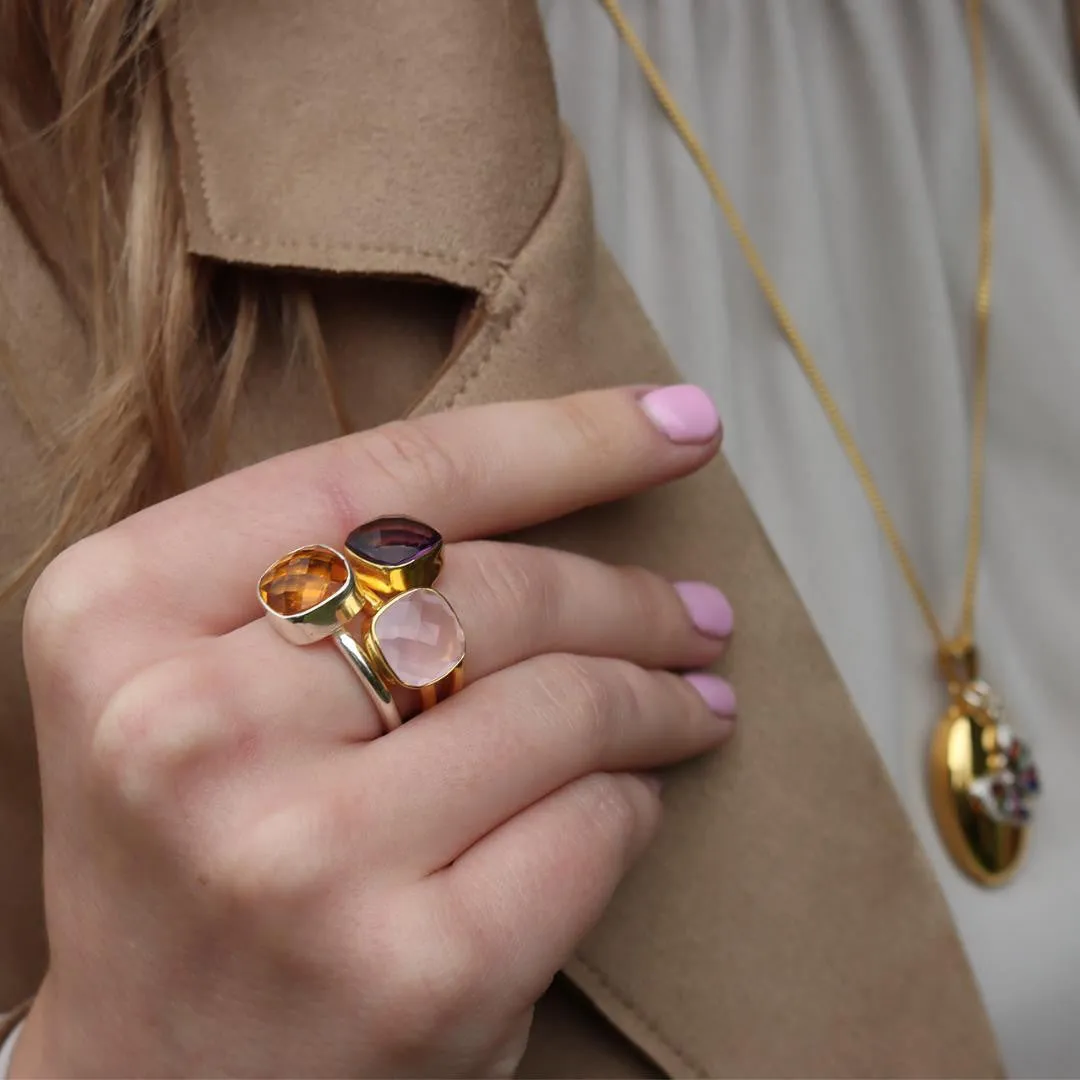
[[259, 546, 348, 616]]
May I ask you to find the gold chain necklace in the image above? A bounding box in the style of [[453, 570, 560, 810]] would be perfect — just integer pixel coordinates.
[[601, 0, 1040, 886]]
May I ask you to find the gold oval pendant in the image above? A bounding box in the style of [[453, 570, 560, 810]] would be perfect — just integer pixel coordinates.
[[928, 680, 1039, 887]]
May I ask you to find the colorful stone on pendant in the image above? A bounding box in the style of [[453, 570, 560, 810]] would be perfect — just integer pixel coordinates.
[[929, 674, 1039, 886], [258, 546, 349, 616], [968, 722, 1041, 826], [345, 516, 442, 568], [371, 588, 465, 688], [961, 678, 1003, 720]]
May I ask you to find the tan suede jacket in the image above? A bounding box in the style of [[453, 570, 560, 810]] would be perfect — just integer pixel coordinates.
[[0, 3, 1003, 1076]]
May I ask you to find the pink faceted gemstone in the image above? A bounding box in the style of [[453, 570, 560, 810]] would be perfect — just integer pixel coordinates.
[[373, 589, 465, 688]]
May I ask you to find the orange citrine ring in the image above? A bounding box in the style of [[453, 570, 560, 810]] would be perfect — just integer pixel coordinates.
[[258, 545, 400, 732]]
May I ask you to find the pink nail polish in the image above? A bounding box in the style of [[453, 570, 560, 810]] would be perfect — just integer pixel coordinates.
[[639, 385, 721, 444], [674, 582, 734, 638], [684, 673, 737, 717]]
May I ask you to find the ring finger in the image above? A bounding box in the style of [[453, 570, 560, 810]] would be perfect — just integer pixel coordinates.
[[170, 539, 734, 745], [348, 652, 729, 876]]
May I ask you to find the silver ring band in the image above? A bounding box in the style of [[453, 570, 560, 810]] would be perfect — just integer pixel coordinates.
[[257, 545, 401, 734], [332, 628, 402, 732]]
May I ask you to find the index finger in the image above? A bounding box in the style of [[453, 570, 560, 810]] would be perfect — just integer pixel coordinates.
[[106, 385, 720, 635], [29, 385, 718, 716]]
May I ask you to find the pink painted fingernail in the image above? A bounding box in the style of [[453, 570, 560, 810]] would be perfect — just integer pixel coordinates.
[[639, 385, 721, 444], [675, 581, 734, 638], [684, 673, 737, 718]]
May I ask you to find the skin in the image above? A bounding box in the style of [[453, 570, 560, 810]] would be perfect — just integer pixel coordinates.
[[12, 387, 734, 1078]]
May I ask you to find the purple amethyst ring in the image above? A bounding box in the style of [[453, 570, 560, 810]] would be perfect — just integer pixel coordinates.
[[344, 517, 465, 713], [344, 515, 444, 608]]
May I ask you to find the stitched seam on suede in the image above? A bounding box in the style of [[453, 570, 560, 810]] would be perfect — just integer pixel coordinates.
[[203, 231, 493, 274], [445, 264, 527, 411], [576, 955, 708, 1079], [176, 27, 216, 247], [175, 27, 490, 277]]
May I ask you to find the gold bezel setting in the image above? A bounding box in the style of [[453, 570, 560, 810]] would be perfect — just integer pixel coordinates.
[[362, 587, 466, 692], [344, 516, 444, 608], [257, 545, 364, 645]]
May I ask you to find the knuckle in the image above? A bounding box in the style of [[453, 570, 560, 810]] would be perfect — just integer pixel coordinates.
[[23, 537, 114, 661], [486, 544, 535, 608], [411, 935, 478, 1023], [614, 563, 670, 629], [558, 394, 621, 463], [359, 419, 467, 500], [91, 658, 225, 813], [209, 802, 330, 916], [370, 914, 480, 1049], [534, 654, 605, 739], [23, 533, 146, 719], [575, 653, 647, 720], [574, 772, 656, 849], [476, 543, 560, 634], [533, 654, 629, 754], [526, 548, 566, 632], [22, 557, 73, 654]]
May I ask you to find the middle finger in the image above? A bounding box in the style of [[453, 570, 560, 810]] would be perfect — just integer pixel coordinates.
[[191, 540, 733, 744]]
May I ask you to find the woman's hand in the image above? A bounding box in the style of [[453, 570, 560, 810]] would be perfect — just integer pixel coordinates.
[[14, 386, 734, 1078]]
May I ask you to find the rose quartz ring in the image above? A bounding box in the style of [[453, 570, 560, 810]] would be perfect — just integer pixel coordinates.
[[344, 517, 466, 711]]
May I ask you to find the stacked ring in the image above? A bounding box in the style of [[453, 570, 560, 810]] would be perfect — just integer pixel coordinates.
[[257, 519, 466, 733], [344, 517, 466, 710], [257, 545, 402, 732]]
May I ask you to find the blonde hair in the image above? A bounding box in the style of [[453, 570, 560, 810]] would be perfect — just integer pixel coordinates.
[[0, 0, 345, 595]]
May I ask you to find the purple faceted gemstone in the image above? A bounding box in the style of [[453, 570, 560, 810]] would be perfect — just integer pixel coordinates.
[[345, 516, 442, 568]]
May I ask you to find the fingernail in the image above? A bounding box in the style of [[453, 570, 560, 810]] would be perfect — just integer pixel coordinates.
[[684, 673, 737, 717], [639, 385, 721, 444], [674, 581, 734, 638]]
